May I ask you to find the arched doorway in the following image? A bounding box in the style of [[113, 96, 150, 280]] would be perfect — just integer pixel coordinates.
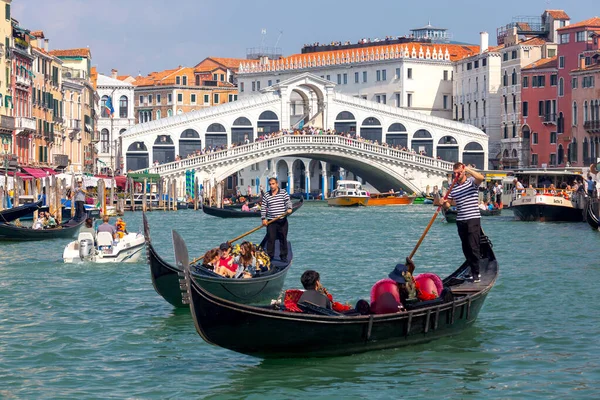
[[126, 141, 149, 171], [308, 159, 323, 197], [257, 111, 279, 136], [386, 123, 408, 147], [412, 129, 433, 156], [292, 159, 306, 194], [179, 129, 201, 157], [463, 142, 485, 168], [437, 135, 459, 162], [205, 123, 227, 148], [334, 111, 356, 134], [360, 117, 382, 142], [232, 116, 253, 144], [153, 135, 175, 164], [276, 160, 289, 191]]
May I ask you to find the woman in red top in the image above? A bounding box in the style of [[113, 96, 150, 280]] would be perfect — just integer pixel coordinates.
[[216, 243, 238, 278]]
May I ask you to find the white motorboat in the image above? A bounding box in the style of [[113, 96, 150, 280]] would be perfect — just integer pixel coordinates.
[[63, 231, 145, 263]]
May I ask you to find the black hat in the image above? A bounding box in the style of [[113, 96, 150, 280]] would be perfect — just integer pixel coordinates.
[[388, 263, 408, 284], [219, 242, 231, 251]]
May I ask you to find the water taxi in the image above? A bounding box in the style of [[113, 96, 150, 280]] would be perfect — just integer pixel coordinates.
[[367, 192, 415, 206], [326, 180, 369, 207]]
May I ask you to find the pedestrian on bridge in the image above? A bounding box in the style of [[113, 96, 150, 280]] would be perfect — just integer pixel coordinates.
[[261, 177, 293, 263]]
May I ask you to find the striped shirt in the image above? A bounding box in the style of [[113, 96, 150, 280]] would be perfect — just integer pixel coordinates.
[[261, 189, 292, 220], [448, 177, 480, 221]]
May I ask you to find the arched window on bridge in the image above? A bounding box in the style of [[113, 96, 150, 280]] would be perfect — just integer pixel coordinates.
[[334, 111, 356, 134], [437, 135, 459, 163], [462, 142, 484, 169], [412, 129, 433, 157], [126, 141, 149, 171], [360, 117, 382, 142], [257, 111, 279, 136], [386, 123, 408, 147], [180, 129, 202, 158], [153, 135, 176, 164], [205, 123, 227, 148], [232, 116, 253, 145]]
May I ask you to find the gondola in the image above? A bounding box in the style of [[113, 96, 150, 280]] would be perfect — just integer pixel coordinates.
[[442, 208, 457, 223], [0, 216, 86, 241], [143, 213, 293, 308], [0, 199, 43, 223], [480, 209, 501, 217], [586, 198, 599, 230], [202, 198, 303, 219], [177, 229, 498, 358]]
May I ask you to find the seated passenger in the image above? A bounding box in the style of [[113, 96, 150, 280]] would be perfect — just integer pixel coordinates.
[[115, 217, 128, 239], [241, 200, 250, 212], [97, 215, 117, 239], [233, 241, 255, 278], [46, 213, 57, 228], [371, 258, 418, 314], [79, 218, 96, 239], [487, 202, 494, 211], [201, 248, 220, 271], [216, 242, 238, 278], [297, 270, 332, 309], [478, 200, 486, 210], [32, 212, 45, 230]]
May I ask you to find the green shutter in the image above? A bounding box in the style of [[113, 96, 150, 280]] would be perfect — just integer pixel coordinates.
[[5, 4, 10, 20]]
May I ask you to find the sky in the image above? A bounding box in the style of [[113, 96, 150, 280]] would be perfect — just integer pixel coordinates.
[[13, 0, 598, 78]]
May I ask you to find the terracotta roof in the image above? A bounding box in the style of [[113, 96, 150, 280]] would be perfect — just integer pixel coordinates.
[[30, 30, 45, 38], [132, 67, 187, 87], [545, 10, 570, 20], [31, 45, 49, 55], [90, 67, 98, 89], [117, 75, 132, 81], [49, 48, 91, 58], [522, 56, 558, 71], [557, 17, 600, 31], [520, 37, 548, 46], [206, 57, 247, 69], [194, 57, 246, 71], [486, 45, 503, 52]]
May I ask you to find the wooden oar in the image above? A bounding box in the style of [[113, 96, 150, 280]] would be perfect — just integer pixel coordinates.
[[189, 211, 289, 265], [407, 170, 462, 266]]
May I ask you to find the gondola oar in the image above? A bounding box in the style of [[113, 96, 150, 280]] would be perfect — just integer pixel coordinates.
[[407, 168, 463, 270], [189, 211, 289, 265]]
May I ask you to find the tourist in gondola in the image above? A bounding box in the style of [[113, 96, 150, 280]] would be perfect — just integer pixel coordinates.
[[241, 200, 251, 212], [32, 212, 46, 230], [261, 177, 293, 262], [442, 162, 484, 283], [233, 241, 256, 278], [200, 248, 220, 272], [45, 213, 57, 229], [72, 179, 88, 221], [297, 270, 332, 309], [216, 242, 238, 278]]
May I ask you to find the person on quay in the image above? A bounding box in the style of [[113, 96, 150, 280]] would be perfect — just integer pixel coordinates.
[[442, 162, 485, 283], [72, 179, 88, 221], [298, 270, 332, 309], [261, 177, 293, 262], [97, 215, 117, 239]]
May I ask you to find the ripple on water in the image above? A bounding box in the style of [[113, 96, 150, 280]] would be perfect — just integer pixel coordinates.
[[0, 205, 599, 399]]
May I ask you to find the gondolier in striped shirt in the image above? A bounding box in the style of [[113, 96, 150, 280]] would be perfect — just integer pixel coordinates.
[[442, 163, 485, 282], [261, 177, 293, 262]]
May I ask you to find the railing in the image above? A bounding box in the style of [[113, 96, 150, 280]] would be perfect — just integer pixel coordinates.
[[15, 75, 31, 86], [53, 115, 64, 124], [143, 134, 454, 175], [543, 113, 557, 123], [584, 120, 600, 132], [15, 116, 36, 131], [70, 119, 81, 130], [0, 115, 15, 130]]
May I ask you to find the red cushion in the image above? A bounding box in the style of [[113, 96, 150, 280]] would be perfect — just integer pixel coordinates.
[[414, 273, 443, 298], [370, 278, 401, 314]]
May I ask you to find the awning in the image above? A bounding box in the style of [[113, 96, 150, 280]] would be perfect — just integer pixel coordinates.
[[85, 124, 92, 133], [1, 171, 33, 180], [42, 168, 57, 175], [22, 167, 48, 179]]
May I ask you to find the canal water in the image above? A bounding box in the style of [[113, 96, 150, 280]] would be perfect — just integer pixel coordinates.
[[1, 203, 599, 399]]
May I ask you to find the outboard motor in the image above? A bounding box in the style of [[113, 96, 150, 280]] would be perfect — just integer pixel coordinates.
[[79, 238, 94, 260]]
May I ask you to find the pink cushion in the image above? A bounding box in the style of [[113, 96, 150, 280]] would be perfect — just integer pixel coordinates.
[[370, 278, 399, 303], [414, 273, 443, 298]]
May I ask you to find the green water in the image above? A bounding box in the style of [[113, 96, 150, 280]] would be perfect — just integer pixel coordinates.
[[1, 203, 599, 399]]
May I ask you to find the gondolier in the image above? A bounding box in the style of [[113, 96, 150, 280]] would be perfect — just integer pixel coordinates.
[[442, 162, 484, 282], [261, 177, 292, 262]]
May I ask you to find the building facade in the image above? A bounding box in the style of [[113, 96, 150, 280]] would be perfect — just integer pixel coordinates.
[[521, 57, 558, 167], [96, 70, 135, 174], [453, 32, 502, 168], [0, 0, 15, 162]]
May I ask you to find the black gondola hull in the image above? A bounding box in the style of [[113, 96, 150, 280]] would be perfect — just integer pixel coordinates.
[[586, 198, 599, 230], [202, 198, 303, 219], [0, 217, 85, 241], [0, 199, 43, 223], [185, 232, 498, 358]]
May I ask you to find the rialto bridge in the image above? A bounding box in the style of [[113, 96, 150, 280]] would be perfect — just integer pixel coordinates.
[[122, 73, 488, 195]]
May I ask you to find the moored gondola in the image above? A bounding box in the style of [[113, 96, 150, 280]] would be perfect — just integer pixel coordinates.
[[0, 199, 43, 223], [177, 229, 498, 358], [0, 216, 86, 241], [143, 213, 293, 308], [586, 197, 599, 230], [202, 198, 303, 219]]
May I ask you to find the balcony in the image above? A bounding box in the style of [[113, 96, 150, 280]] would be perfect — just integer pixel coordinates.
[[542, 113, 557, 124], [584, 120, 600, 133], [0, 115, 15, 132], [53, 115, 64, 124], [70, 119, 81, 131], [53, 154, 68, 168], [15, 74, 31, 87], [15, 116, 36, 133]]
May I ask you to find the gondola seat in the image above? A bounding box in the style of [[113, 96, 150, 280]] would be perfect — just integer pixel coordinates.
[[414, 273, 444, 299], [297, 301, 343, 316], [370, 278, 401, 314], [283, 289, 304, 313]]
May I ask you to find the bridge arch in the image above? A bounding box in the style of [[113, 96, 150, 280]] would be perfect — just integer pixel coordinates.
[[386, 123, 408, 148], [126, 141, 149, 171], [179, 129, 201, 158], [232, 116, 253, 144], [437, 135, 459, 163], [334, 111, 356, 134], [360, 117, 382, 142], [463, 142, 485, 168], [205, 123, 227, 148], [153, 135, 175, 164], [412, 129, 433, 157], [257, 110, 279, 136]]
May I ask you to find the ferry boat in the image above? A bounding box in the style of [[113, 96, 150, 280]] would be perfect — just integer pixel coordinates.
[[367, 192, 415, 206], [505, 169, 587, 222], [326, 180, 369, 207]]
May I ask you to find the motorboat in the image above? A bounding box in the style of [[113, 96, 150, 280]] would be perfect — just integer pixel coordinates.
[[326, 180, 369, 207], [63, 231, 145, 263]]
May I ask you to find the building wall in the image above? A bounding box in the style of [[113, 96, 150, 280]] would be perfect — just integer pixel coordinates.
[[522, 65, 558, 167], [61, 80, 84, 172], [571, 66, 600, 166]]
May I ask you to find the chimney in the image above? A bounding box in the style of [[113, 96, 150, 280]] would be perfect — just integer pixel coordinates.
[[480, 32, 489, 54], [111, 69, 118, 79], [44, 39, 49, 52]]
